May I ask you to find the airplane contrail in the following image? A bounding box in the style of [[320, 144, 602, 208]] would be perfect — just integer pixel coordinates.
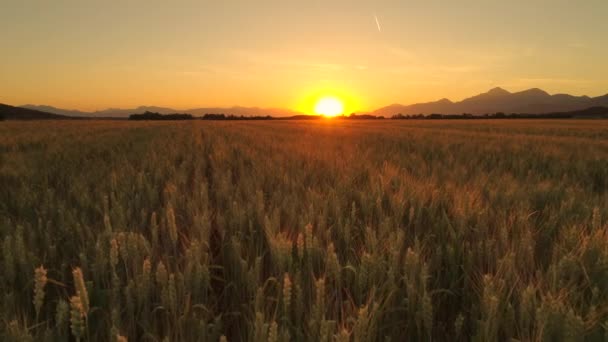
[[374, 14, 382, 32]]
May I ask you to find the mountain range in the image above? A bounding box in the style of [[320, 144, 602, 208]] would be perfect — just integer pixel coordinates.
[[10, 87, 608, 118], [19, 105, 304, 118], [371, 87, 608, 116]]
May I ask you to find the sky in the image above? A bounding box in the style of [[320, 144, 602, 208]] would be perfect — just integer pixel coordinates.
[[1, 0, 607, 113]]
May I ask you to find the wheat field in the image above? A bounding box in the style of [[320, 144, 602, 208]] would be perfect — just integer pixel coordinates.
[[1, 119, 607, 341]]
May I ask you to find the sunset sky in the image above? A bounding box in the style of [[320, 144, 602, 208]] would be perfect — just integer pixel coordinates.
[[1, 0, 607, 113]]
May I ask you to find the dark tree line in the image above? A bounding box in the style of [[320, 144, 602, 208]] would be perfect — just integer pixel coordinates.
[[120, 107, 608, 122], [128, 111, 193, 120], [199, 114, 386, 120], [201, 114, 272, 120], [391, 106, 608, 120]]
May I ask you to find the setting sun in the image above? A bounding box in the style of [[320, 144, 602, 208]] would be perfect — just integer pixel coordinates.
[[314, 97, 344, 117]]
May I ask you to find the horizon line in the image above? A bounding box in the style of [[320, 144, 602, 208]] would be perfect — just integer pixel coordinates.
[[9, 86, 608, 114]]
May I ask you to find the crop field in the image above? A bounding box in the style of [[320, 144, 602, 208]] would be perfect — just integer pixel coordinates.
[[1, 119, 608, 341]]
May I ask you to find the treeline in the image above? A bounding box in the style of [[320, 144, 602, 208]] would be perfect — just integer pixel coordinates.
[[128, 111, 194, 120], [391, 106, 608, 120], [344, 113, 385, 120], [200, 113, 386, 120], [128, 112, 275, 121], [201, 113, 272, 120], [122, 106, 608, 121], [392, 113, 576, 120]]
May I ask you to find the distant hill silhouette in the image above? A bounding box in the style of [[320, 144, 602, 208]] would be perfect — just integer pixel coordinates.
[[0, 103, 69, 120], [3, 101, 607, 121], [12, 87, 608, 120], [21, 104, 304, 118], [372, 87, 608, 116], [19, 104, 90, 117]]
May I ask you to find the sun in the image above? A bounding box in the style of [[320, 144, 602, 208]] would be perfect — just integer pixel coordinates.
[[314, 96, 344, 117]]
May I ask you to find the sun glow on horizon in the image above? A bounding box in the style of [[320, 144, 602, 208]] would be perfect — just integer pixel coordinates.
[[296, 85, 362, 116], [314, 96, 344, 117]]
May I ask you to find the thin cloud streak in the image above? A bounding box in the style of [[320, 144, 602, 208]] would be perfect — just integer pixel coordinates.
[[374, 14, 382, 33]]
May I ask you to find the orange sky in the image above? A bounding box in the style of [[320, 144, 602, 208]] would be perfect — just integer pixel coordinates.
[[1, 1, 607, 113]]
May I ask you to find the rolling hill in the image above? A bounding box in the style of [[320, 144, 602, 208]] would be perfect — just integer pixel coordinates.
[[0, 103, 69, 120]]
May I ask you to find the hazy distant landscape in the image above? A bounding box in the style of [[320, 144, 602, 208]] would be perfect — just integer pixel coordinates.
[[10, 87, 608, 119], [18, 104, 304, 118]]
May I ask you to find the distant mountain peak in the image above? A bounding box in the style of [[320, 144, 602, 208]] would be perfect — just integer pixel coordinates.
[[518, 88, 550, 96], [487, 87, 510, 95]]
